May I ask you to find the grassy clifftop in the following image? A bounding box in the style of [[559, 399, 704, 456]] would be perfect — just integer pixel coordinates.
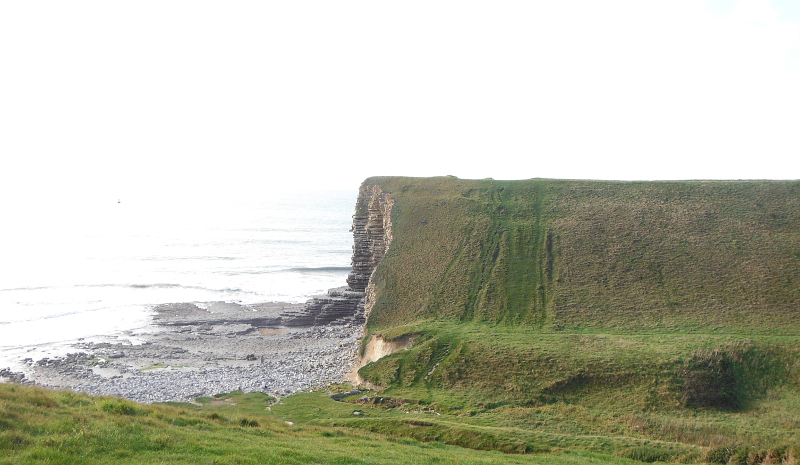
[[357, 176, 800, 459], [365, 176, 800, 333]]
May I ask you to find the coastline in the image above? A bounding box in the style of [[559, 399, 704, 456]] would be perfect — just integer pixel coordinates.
[[0, 188, 383, 404], [1, 300, 363, 403]]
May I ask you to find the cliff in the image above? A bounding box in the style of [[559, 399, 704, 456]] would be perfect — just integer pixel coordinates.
[[350, 176, 800, 451], [358, 176, 800, 333], [281, 183, 394, 326]]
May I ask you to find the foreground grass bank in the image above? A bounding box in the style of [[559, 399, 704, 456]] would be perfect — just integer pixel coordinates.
[[2, 383, 648, 464], [3, 382, 798, 464]]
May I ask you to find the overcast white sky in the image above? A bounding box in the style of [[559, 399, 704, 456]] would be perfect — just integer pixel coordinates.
[[2, 0, 799, 204]]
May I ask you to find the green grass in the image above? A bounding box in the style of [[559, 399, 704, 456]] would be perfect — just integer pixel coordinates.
[[4, 381, 799, 463], [1, 383, 649, 464], [357, 322, 800, 446], [362, 177, 800, 333], [352, 176, 800, 461]]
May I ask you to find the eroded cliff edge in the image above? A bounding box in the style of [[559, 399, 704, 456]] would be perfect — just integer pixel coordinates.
[[282, 182, 394, 326]]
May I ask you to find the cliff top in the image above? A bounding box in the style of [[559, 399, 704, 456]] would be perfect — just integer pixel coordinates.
[[361, 176, 800, 334]]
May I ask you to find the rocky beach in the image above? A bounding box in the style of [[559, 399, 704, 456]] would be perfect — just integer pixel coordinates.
[[1, 300, 363, 403], [0, 184, 395, 405]]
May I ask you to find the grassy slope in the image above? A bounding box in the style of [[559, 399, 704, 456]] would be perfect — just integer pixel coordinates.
[[357, 176, 800, 459], [1, 384, 639, 465], [365, 176, 800, 332]]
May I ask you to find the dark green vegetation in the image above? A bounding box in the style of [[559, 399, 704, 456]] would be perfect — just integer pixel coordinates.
[[357, 177, 800, 461]]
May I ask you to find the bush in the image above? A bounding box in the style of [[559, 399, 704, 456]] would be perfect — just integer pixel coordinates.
[[100, 399, 145, 416], [705, 445, 744, 464], [619, 446, 676, 463], [680, 350, 739, 409], [239, 418, 260, 427]]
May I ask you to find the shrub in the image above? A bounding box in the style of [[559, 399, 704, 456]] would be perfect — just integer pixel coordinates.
[[239, 418, 260, 427], [99, 399, 144, 416], [679, 350, 739, 409], [619, 446, 677, 463], [705, 445, 743, 464]]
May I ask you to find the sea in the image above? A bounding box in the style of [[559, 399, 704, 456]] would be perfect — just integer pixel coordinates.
[[0, 190, 356, 371]]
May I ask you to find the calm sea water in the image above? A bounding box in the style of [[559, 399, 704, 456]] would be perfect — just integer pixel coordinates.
[[0, 190, 356, 369]]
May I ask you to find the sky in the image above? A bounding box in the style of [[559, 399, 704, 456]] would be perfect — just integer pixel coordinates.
[[1, 0, 799, 204]]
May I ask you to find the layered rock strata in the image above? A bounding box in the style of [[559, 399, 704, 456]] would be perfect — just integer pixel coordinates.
[[282, 183, 393, 326]]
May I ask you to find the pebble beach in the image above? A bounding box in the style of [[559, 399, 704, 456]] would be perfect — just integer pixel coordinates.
[[1, 301, 363, 403]]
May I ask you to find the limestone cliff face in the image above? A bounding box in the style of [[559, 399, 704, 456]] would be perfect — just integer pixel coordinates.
[[347, 183, 394, 322], [281, 182, 393, 326]]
